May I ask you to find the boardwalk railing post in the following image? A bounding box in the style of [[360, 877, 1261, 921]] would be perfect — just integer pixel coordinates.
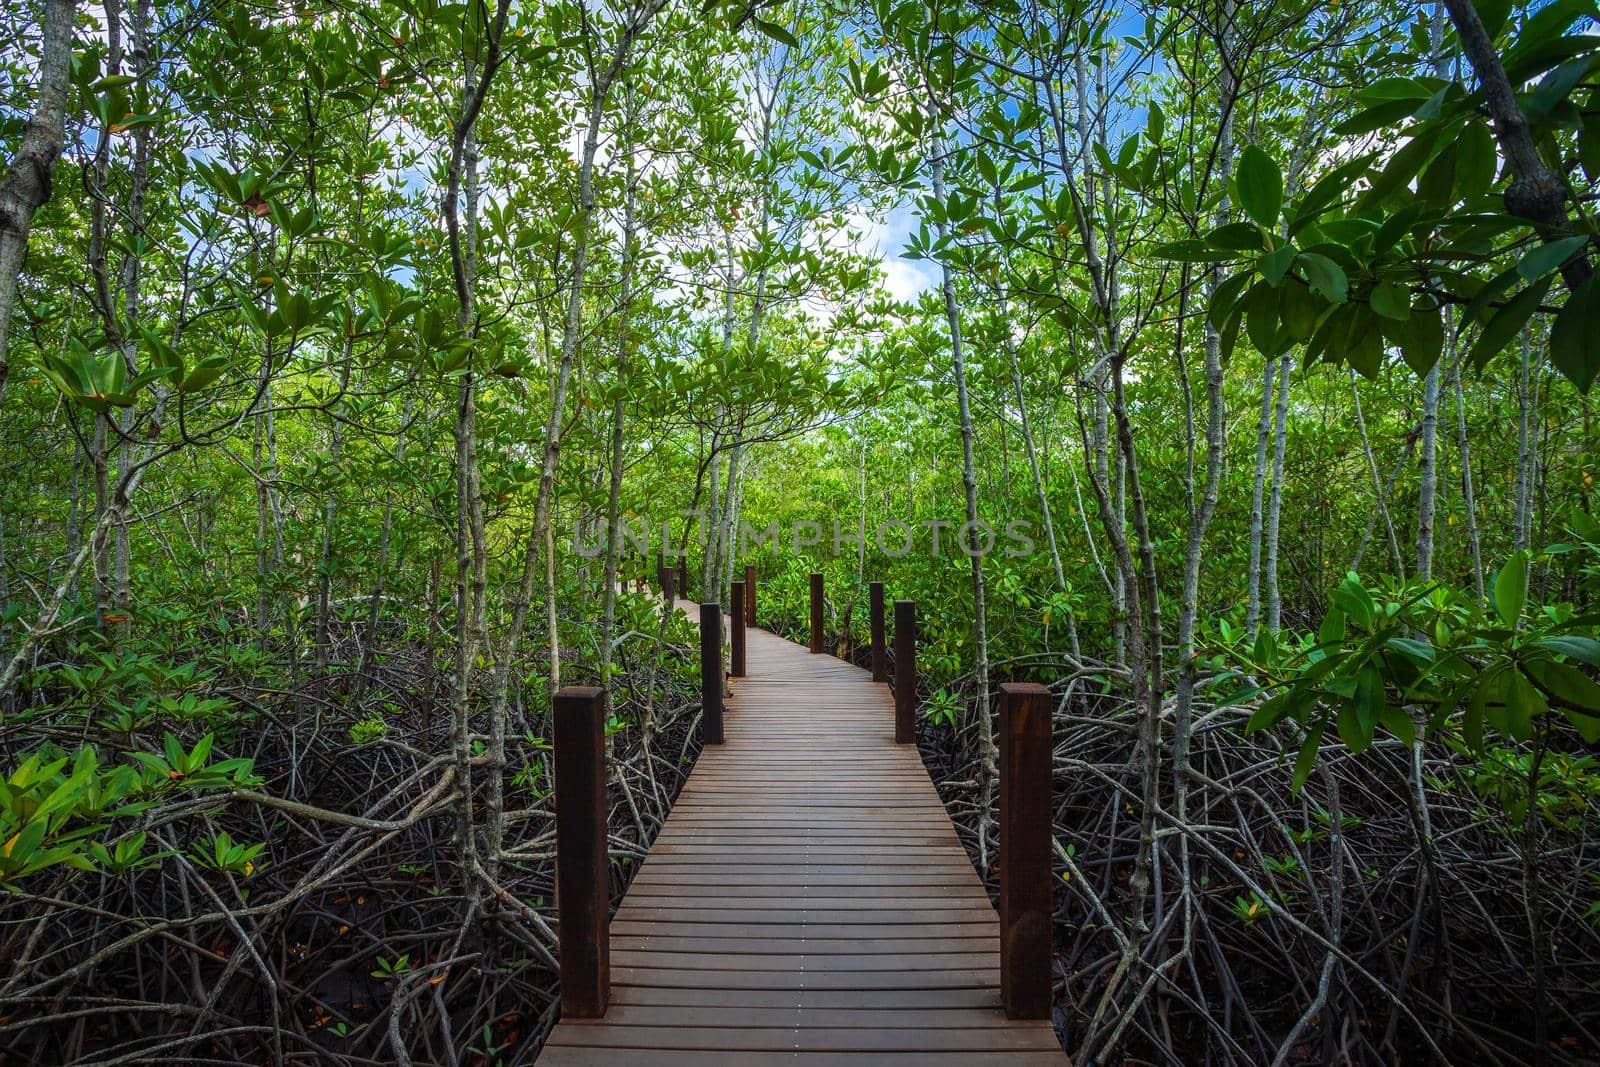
[[700, 603, 725, 744], [730, 581, 747, 678], [892, 600, 916, 744], [744, 564, 757, 627], [677, 556, 689, 598], [553, 685, 609, 1019], [869, 581, 886, 682], [809, 572, 825, 654], [998, 682, 1052, 1019], [662, 565, 675, 604]]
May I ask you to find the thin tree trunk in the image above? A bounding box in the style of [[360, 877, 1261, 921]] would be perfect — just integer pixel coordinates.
[[599, 125, 642, 689], [109, 0, 153, 645], [1246, 359, 1276, 635], [999, 286, 1080, 659], [1352, 426, 1421, 574], [1451, 340, 1486, 600], [0, 0, 76, 411], [1264, 354, 1292, 633], [1514, 329, 1536, 551], [1416, 363, 1441, 581], [928, 126, 996, 812], [355, 395, 413, 700], [1350, 370, 1405, 575]]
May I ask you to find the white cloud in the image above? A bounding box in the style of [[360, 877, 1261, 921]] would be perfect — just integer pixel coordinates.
[[841, 202, 937, 302]]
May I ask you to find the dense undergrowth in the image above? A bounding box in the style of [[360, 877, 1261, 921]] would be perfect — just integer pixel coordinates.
[[1, 589, 705, 1064], [765, 580, 1600, 1067]]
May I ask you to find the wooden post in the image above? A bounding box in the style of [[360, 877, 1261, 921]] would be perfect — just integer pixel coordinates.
[[744, 564, 756, 627], [662, 566, 675, 604], [892, 600, 916, 744], [677, 556, 689, 598], [553, 686, 609, 1018], [809, 572, 824, 654], [700, 603, 724, 744], [998, 682, 1052, 1019], [730, 581, 747, 678], [869, 581, 886, 682]]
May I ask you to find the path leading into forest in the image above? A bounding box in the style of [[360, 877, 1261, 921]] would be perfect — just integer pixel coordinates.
[[535, 610, 1067, 1064]]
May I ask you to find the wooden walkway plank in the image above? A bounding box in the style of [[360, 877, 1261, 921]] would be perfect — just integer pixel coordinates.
[[535, 607, 1067, 1064]]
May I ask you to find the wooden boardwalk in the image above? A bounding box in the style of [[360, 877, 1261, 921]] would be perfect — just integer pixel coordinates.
[[537, 614, 1066, 1065]]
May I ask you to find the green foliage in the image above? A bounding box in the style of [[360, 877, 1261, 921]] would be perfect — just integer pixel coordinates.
[[190, 830, 266, 876], [1, 736, 256, 890], [1231, 554, 1600, 793], [1157, 2, 1600, 389]]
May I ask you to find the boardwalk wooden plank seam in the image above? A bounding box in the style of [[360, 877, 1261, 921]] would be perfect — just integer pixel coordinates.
[[534, 609, 1068, 1064]]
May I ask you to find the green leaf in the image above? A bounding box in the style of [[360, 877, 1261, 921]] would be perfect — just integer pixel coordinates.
[[1473, 0, 1514, 39], [1207, 222, 1266, 252], [1562, 708, 1600, 743], [1454, 122, 1498, 202], [1501, 669, 1543, 740], [1318, 607, 1347, 646], [1153, 238, 1218, 262], [1244, 280, 1284, 356], [1536, 635, 1600, 665], [1334, 98, 1425, 138], [1336, 702, 1371, 753], [1387, 304, 1444, 377], [1550, 272, 1600, 392], [1298, 253, 1348, 303], [1380, 706, 1417, 748], [1369, 281, 1411, 320], [750, 17, 797, 48], [179, 357, 229, 393], [1518, 236, 1588, 283], [1469, 277, 1551, 370], [1385, 637, 1435, 664], [1465, 682, 1487, 751], [1207, 270, 1253, 329], [1361, 125, 1445, 208], [1291, 723, 1326, 793], [1235, 145, 1283, 230], [1524, 658, 1600, 714], [1259, 244, 1297, 286], [1495, 550, 1528, 626], [1354, 664, 1384, 729], [1278, 281, 1320, 343], [1247, 690, 1302, 732]]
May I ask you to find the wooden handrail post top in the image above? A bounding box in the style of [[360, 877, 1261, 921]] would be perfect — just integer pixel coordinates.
[[869, 581, 887, 682], [744, 564, 757, 627], [997, 681, 1053, 1020], [891, 599, 916, 744], [552, 685, 610, 1019], [730, 581, 747, 677], [699, 602, 725, 744], [808, 572, 825, 654]]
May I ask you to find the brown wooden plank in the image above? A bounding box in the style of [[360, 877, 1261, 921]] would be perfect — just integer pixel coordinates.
[[609, 985, 1008, 1010], [612, 935, 995, 954], [547, 1024, 1064, 1051], [616, 906, 999, 923], [610, 921, 999, 939], [539, 1050, 1066, 1066], [611, 966, 1001, 989], [613, 950, 999, 972], [557, 1005, 1036, 1029]]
